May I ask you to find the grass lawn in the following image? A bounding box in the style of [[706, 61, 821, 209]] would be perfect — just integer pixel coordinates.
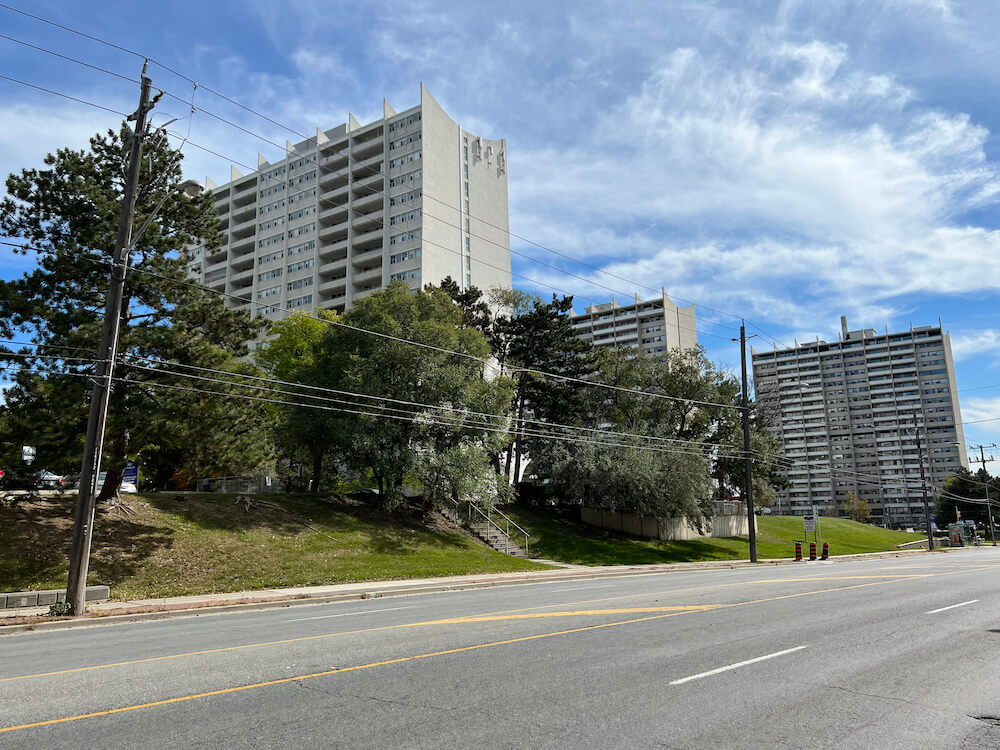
[[0, 493, 548, 600], [506, 506, 927, 566]]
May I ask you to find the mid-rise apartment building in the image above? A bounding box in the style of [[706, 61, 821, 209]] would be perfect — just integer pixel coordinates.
[[752, 316, 967, 527], [570, 292, 698, 354], [189, 85, 511, 319]]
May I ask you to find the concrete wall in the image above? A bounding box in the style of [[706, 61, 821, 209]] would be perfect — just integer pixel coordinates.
[[579, 507, 749, 541]]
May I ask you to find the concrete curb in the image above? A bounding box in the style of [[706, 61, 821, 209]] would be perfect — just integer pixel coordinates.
[[0, 547, 961, 636]]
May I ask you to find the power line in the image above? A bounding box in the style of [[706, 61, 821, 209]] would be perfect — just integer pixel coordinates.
[[0, 72, 127, 117], [0, 2, 310, 140], [0, 25, 736, 341], [0, 239, 749, 413], [0, 31, 736, 344]]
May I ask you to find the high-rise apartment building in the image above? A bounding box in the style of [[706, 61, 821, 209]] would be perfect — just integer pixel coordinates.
[[752, 316, 967, 526], [570, 292, 698, 353], [189, 85, 511, 319]]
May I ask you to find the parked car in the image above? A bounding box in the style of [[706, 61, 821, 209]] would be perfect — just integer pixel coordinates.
[[96, 472, 137, 494], [0, 467, 38, 491], [36, 470, 67, 489]]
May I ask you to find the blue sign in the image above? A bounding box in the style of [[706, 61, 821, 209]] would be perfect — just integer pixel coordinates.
[[123, 460, 139, 484]]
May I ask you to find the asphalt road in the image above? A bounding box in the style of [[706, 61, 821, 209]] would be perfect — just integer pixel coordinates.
[[2, 549, 1000, 748]]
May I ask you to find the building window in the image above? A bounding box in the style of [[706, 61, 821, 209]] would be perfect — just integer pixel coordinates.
[[390, 229, 421, 244], [390, 248, 421, 264], [257, 285, 281, 299], [287, 240, 315, 256], [258, 268, 282, 282]]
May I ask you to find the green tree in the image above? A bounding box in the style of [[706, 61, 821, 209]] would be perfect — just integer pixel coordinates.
[[0, 124, 270, 497], [842, 491, 872, 524], [936, 467, 999, 526], [308, 282, 514, 512], [256, 311, 339, 493]]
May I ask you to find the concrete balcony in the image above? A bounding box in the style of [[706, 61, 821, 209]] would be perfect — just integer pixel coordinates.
[[320, 293, 347, 310], [318, 239, 348, 261], [321, 151, 348, 170], [352, 173, 384, 199], [319, 204, 349, 225], [231, 253, 254, 272], [351, 138, 383, 161], [352, 212, 382, 233], [352, 152, 383, 178], [231, 217, 256, 239], [320, 171, 349, 191], [352, 191, 383, 214], [319, 277, 347, 295], [352, 227, 383, 250], [231, 202, 256, 223], [351, 247, 383, 267], [232, 181, 258, 206], [319, 223, 348, 243], [352, 266, 383, 285], [230, 267, 254, 285], [230, 234, 255, 254]]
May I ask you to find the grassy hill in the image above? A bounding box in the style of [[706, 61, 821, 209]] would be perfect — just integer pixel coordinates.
[[0, 493, 547, 600], [504, 506, 926, 566]]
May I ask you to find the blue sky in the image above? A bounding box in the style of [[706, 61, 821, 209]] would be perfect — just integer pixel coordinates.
[[0, 0, 997, 454]]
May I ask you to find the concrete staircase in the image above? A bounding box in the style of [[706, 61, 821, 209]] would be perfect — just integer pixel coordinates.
[[441, 502, 530, 558]]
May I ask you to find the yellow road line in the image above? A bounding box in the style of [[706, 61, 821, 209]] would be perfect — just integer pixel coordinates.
[[751, 575, 931, 583], [0, 609, 698, 735], [4, 566, 1000, 734], [406, 605, 717, 625], [5, 564, 995, 686], [6, 565, 1000, 735]]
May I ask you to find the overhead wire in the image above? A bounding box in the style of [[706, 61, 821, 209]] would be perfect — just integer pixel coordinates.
[[0, 25, 737, 343], [0, 238, 750, 412]]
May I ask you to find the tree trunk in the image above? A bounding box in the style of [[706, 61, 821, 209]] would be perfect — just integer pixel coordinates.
[[96, 464, 125, 503], [512, 385, 527, 486], [310, 449, 323, 494]]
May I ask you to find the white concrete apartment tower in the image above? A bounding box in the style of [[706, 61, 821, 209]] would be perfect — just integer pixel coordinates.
[[752, 317, 967, 527], [192, 85, 511, 319]]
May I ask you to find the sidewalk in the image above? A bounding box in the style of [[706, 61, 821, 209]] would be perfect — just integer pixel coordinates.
[[0, 547, 946, 633]]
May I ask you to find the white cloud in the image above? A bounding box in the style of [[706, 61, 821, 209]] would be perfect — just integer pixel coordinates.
[[507, 36, 1000, 335], [962, 395, 1000, 425], [951, 330, 1000, 361]]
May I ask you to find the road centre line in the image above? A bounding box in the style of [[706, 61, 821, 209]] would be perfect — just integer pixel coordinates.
[[4, 568, 999, 734], [669, 646, 808, 686], [283, 606, 416, 623], [549, 584, 616, 592], [926, 599, 979, 614], [5, 563, 997, 686], [752, 575, 931, 583]]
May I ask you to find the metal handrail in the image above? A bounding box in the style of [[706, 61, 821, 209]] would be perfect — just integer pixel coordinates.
[[451, 497, 529, 556], [489, 506, 531, 554]]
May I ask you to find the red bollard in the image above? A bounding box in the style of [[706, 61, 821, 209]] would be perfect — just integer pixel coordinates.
[[794, 541, 802, 561], [809, 542, 817, 560], [821, 542, 829, 560]]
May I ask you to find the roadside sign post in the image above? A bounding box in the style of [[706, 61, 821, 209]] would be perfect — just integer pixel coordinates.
[[22, 445, 35, 466]]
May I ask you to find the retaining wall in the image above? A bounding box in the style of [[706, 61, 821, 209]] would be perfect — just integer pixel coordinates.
[[580, 507, 749, 541]]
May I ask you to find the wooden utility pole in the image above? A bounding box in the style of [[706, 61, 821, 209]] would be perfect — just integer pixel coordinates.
[[970, 443, 997, 546], [738, 321, 757, 562], [66, 64, 155, 614], [912, 420, 934, 551]]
